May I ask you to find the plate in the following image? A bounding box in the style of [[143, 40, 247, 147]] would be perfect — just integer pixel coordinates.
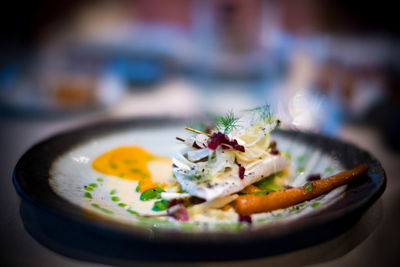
[[13, 118, 386, 261]]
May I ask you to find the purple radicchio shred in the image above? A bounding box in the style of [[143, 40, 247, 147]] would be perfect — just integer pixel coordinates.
[[167, 199, 184, 209], [167, 206, 189, 222], [167, 199, 189, 221], [269, 140, 277, 149], [238, 214, 252, 224], [207, 132, 245, 152], [192, 142, 202, 149], [306, 173, 321, 182], [238, 164, 245, 180], [270, 148, 280, 155]]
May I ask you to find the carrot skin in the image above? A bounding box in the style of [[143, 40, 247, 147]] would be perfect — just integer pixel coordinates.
[[234, 164, 368, 215]]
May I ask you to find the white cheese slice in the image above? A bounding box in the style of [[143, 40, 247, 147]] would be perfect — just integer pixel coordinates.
[[173, 155, 290, 201]]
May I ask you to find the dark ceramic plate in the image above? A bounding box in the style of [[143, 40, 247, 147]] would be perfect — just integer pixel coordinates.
[[13, 118, 386, 262]]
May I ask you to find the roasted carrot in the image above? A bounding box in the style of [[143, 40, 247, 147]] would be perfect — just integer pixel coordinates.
[[234, 163, 368, 215]]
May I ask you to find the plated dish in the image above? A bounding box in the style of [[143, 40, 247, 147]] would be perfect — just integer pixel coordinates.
[[13, 113, 386, 258]]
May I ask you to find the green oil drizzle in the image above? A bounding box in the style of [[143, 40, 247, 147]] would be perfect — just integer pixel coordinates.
[[298, 203, 307, 209], [124, 159, 133, 165], [297, 167, 306, 173], [256, 218, 270, 224], [214, 223, 247, 232], [127, 209, 139, 216], [297, 155, 307, 163], [311, 202, 321, 208], [281, 151, 292, 160], [91, 203, 113, 215], [180, 223, 197, 232], [137, 217, 174, 227]]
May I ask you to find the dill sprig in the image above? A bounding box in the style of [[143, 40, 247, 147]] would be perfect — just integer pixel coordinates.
[[245, 104, 275, 123], [215, 110, 239, 134]]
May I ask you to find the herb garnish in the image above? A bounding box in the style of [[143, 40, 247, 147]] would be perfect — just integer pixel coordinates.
[[140, 187, 165, 201], [136, 180, 143, 192], [245, 104, 275, 123], [152, 199, 170, 211], [254, 172, 284, 192], [304, 183, 313, 193], [215, 110, 239, 134]]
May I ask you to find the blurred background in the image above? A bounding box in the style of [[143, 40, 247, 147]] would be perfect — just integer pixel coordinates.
[[0, 0, 399, 266]]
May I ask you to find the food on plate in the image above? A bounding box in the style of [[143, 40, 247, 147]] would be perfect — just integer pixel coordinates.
[[167, 106, 368, 224], [50, 105, 369, 230], [234, 163, 368, 215], [92, 146, 175, 192]]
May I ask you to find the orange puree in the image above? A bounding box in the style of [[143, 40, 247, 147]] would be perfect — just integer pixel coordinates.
[[92, 146, 169, 192]]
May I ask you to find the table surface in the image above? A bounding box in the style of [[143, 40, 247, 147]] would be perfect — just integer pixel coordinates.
[[1, 111, 399, 267]]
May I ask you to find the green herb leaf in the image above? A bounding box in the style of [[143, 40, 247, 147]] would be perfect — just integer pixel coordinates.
[[304, 183, 313, 193], [111, 196, 120, 202], [84, 186, 93, 192], [96, 178, 104, 182], [253, 173, 283, 192], [140, 187, 165, 201], [325, 167, 334, 173], [152, 199, 170, 211], [110, 189, 117, 195], [84, 192, 92, 199], [89, 183, 97, 188], [274, 214, 284, 219], [136, 180, 143, 192], [118, 203, 127, 208]]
